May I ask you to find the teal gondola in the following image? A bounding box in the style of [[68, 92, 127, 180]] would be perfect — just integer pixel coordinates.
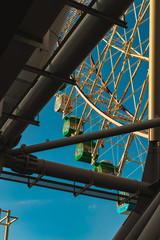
[[116, 191, 135, 215]]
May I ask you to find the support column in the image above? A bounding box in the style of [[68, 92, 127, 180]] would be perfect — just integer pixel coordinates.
[[4, 210, 10, 240], [142, 0, 160, 183], [149, 0, 160, 141], [137, 203, 160, 240]]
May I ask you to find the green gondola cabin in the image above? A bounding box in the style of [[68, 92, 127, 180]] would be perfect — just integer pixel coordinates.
[[59, 83, 67, 92], [75, 141, 99, 164], [93, 160, 117, 175], [63, 116, 84, 137]]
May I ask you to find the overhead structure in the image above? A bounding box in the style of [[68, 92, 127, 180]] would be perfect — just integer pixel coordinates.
[[1, 0, 160, 240], [0, 0, 133, 149]]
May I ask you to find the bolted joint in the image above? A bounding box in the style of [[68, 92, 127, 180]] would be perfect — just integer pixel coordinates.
[[4, 155, 44, 175]]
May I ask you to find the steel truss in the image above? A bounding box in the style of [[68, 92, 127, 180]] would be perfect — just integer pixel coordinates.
[[0, 171, 137, 204]]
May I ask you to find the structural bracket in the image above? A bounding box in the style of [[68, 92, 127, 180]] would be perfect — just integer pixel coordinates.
[[23, 65, 77, 85], [2, 112, 40, 126], [118, 192, 138, 205], [28, 174, 44, 188], [14, 30, 49, 50], [147, 178, 160, 191], [74, 183, 92, 197]]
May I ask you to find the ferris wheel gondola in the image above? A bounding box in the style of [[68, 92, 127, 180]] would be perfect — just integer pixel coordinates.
[[54, 0, 149, 179]]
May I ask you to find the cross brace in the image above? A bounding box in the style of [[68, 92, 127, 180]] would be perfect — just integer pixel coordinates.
[[66, 0, 127, 28]]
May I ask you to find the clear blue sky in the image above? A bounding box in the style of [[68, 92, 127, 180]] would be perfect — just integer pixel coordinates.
[[0, 99, 129, 240]]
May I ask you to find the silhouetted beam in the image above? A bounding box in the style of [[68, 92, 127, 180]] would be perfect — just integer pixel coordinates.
[[125, 192, 160, 239], [10, 118, 160, 155], [23, 65, 76, 85], [137, 202, 160, 240], [0, 0, 134, 149], [66, 0, 127, 28], [0, 170, 137, 203], [0, 0, 66, 102], [2, 112, 39, 126]]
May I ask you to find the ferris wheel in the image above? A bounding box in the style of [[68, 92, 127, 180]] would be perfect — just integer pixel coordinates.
[[54, 0, 149, 180]]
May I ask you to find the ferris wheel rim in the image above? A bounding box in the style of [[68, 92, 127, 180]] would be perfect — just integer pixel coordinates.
[[75, 85, 148, 139], [55, 0, 150, 178]]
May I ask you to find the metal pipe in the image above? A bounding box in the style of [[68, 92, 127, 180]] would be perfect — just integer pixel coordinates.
[[2, 112, 40, 126], [126, 192, 160, 240], [65, 0, 127, 28], [0, 0, 134, 149], [23, 65, 76, 85], [137, 203, 160, 240], [10, 118, 160, 155], [149, 0, 160, 141], [4, 157, 153, 196]]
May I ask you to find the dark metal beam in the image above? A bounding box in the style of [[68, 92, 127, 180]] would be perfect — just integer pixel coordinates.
[[0, 0, 134, 149], [125, 192, 160, 240], [74, 183, 92, 197], [4, 157, 153, 196], [10, 118, 160, 156], [2, 112, 39, 126], [23, 65, 76, 85], [66, 0, 127, 28], [0, 171, 137, 203], [137, 202, 160, 240]]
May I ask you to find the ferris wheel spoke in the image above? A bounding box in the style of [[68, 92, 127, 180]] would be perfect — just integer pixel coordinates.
[[117, 133, 134, 176], [105, 42, 149, 62], [128, 145, 148, 159], [91, 119, 108, 165], [117, 43, 149, 119], [85, 52, 124, 121], [117, 65, 149, 175], [126, 157, 145, 165], [106, 3, 148, 113], [54, 0, 150, 181], [139, 100, 148, 122], [75, 26, 118, 134], [103, 139, 125, 148]]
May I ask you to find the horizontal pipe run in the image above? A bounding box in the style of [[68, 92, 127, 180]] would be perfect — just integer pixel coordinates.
[[4, 157, 153, 196], [23, 65, 76, 85], [66, 0, 127, 28], [0, 0, 134, 149], [10, 118, 160, 155]]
